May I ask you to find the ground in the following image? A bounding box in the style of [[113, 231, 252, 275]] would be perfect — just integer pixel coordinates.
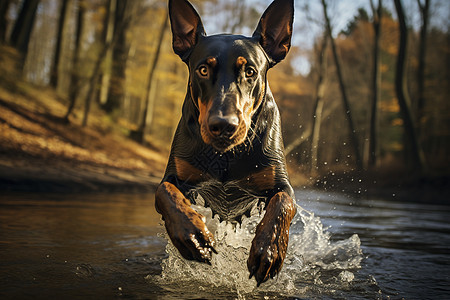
[[0, 46, 166, 193]]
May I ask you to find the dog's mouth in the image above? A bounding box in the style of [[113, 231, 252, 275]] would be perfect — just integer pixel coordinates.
[[196, 93, 253, 153], [200, 117, 249, 153]]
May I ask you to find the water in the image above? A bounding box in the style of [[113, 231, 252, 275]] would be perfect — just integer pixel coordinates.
[[0, 190, 449, 299]]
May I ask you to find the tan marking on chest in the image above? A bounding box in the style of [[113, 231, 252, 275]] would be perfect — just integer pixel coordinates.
[[175, 157, 208, 183], [241, 165, 276, 192]]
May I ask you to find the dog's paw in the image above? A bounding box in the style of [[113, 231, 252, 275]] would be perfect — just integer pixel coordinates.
[[247, 218, 289, 286], [165, 208, 217, 264], [247, 192, 296, 286]]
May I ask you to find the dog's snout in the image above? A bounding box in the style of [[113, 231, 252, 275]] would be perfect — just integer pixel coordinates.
[[208, 115, 239, 138]]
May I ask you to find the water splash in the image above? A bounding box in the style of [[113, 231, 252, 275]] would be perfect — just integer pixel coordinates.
[[150, 203, 363, 298]]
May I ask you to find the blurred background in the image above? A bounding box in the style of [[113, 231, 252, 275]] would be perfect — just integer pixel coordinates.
[[0, 0, 449, 195]]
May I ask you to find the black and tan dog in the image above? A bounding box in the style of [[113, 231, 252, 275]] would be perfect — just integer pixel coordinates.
[[155, 0, 297, 286]]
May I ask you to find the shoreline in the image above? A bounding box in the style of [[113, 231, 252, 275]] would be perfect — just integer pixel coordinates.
[[0, 156, 161, 193], [2, 156, 448, 207]]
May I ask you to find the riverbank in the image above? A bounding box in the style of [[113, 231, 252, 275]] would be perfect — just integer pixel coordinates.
[[0, 91, 166, 192], [312, 168, 450, 206], [0, 48, 166, 192]]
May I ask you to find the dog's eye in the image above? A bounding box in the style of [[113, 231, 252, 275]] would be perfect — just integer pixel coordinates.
[[245, 68, 256, 78], [198, 65, 208, 77]]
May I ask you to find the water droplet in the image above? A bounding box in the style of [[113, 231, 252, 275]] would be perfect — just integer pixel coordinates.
[[338, 270, 354, 282], [75, 264, 94, 278]]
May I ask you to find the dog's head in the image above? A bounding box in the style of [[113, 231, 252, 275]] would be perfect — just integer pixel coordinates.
[[169, 0, 294, 152]]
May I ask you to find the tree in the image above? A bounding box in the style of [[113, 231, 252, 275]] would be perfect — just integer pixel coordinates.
[[367, 0, 383, 168], [82, 38, 113, 127], [96, 0, 116, 106], [416, 0, 430, 130], [102, 0, 130, 113], [0, 0, 11, 43], [10, 0, 40, 58], [64, 0, 85, 121], [132, 13, 168, 144], [50, 0, 70, 88], [229, 0, 246, 34], [393, 0, 426, 172], [321, 0, 363, 170], [310, 32, 329, 175], [81, 0, 136, 127]]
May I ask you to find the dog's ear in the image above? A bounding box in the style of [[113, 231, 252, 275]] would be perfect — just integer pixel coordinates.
[[169, 0, 205, 61], [252, 0, 294, 66]]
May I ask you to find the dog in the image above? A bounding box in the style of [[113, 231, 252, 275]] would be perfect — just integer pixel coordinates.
[[155, 0, 297, 286]]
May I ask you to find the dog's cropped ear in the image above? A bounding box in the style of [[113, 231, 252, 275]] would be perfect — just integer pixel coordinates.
[[169, 0, 205, 62], [252, 0, 294, 66]]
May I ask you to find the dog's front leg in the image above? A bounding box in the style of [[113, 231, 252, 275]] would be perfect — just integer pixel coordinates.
[[156, 181, 217, 264], [247, 191, 297, 286]]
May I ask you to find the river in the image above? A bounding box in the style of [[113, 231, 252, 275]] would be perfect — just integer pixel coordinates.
[[0, 190, 449, 299]]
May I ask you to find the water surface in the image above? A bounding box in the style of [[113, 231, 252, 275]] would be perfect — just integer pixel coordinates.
[[0, 190, 449, 299]]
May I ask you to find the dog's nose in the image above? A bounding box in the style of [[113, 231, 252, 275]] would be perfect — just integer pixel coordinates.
[[208, 115, 239, 138]]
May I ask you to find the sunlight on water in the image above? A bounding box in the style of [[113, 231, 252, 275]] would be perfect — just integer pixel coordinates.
[[150, 203, 363, 298]]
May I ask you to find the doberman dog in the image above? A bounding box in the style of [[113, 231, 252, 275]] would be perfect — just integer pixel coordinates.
[[155, 0, 296, 286]]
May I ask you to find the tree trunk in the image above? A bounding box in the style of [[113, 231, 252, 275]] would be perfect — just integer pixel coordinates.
[[102, 0, 129, 113], [64, 0, 84, 121], [367, 0, 382, 168], [416, 0, 430, 130], [82, 39, 111, 127], [81, 0, 131, 127], [285, 100, 340, 157], [321, 0, 363, 170], [0, 0, 11, 43], [132, 13, 168, 144], [50, 0, 69, 88], [230, 0, 245, 34], [310, 32, 328, 175], [96, 0, 116, 106], [10, 0, 40, 56], [393, 0, 426, 173]]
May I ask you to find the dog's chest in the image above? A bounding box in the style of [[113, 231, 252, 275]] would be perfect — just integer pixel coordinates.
[[191, 146, 233, 181], [181, 145, 274, 222], [187, 179, 264, 222]]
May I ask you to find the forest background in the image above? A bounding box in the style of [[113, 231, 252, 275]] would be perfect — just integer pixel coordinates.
[[0, 0, 448, 198]]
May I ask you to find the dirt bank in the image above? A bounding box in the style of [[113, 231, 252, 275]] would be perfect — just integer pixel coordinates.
[[0, 49, 166, 192]]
